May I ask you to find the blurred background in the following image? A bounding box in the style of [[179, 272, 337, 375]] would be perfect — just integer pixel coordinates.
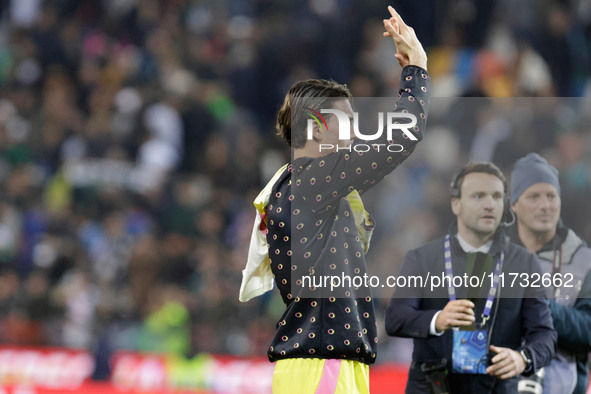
[[0, 0, 590, 392]]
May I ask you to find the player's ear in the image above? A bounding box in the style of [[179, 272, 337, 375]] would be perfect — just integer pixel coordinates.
[[311, 122, 323, 142]]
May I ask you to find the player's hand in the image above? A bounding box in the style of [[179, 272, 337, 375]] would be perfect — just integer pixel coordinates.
[[435, 299, 475, 332], [486, 345, 526, 379], [382, 5, 428, 70]]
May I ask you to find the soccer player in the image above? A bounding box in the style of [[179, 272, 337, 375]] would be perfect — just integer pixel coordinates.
[[240, 6, 430, 393]]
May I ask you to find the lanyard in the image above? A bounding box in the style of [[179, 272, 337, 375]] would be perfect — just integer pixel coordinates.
[[551, 245, 563, 297], [444, 234, 504, 326]]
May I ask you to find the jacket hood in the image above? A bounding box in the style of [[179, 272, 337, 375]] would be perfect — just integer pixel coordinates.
[[538, 228, 585, 265]]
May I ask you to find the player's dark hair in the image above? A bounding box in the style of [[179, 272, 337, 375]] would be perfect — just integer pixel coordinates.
[[276, 79, 352, 148]]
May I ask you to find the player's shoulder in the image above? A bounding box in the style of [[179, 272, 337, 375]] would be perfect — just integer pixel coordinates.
[[269, 165, 292, 196]]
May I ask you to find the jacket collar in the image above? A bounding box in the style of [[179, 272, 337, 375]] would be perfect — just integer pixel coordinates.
[[447, 222, 508, 256], [507, 219, 585, 264]]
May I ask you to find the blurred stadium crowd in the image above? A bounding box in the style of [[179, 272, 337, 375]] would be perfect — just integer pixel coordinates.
[[0, 0, 590, 375]]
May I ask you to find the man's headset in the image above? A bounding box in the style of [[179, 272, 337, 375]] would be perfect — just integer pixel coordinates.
[[450, 166, 515, 227]]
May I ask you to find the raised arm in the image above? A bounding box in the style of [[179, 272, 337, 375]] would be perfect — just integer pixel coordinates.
[[293, 6, 430, 212], [383, 5, 428, 71]]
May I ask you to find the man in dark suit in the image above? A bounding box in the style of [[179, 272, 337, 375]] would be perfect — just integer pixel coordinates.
[[385, 161, 556, 393]]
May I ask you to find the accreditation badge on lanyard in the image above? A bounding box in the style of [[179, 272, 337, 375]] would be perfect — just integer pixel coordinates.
[[443, 235, 504, 374]]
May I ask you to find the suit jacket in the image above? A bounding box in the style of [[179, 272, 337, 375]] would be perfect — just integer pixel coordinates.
[[386, 226, 557, 393]]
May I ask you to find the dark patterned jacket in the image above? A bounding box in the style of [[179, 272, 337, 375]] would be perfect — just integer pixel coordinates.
[[266, 65, 430, 364]]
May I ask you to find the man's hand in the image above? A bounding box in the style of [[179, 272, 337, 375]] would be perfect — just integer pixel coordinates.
[[435, 299, 475, 332], [485, 345, 526, 379], [383, 5, 428, 70]]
